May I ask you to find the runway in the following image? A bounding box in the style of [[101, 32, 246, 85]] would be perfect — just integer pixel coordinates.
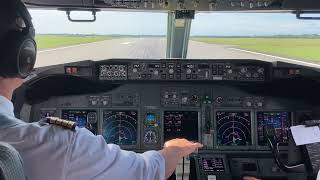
[[35, 37, 309, 67]]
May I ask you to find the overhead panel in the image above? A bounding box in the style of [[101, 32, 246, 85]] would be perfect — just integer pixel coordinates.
[[93, 0, 282, 11]]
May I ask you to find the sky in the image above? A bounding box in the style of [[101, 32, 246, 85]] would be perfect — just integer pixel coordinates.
[[29, 10, 320, 36]]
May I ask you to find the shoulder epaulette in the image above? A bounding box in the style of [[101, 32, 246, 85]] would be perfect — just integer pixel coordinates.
[[46, 117, 77, 131]]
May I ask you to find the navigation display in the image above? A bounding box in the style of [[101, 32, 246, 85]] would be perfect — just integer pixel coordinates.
[[202, 157, 225, 172], [102, 110, 138, 145], [61, 110, 98, 134], [216, 111, 252, 146], [164, 111, 199, 141], [257, 112, 291, 146]]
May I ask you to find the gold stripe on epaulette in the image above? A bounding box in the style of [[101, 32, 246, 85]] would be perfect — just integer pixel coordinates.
[[46, 117, 77, 131]]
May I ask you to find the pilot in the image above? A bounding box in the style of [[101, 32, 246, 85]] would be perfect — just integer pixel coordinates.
[[0, 1, 203, 180]]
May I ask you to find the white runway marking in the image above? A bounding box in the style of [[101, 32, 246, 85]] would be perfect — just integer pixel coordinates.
[[229, 48, 320, 68], [121, 42, 132, 45]]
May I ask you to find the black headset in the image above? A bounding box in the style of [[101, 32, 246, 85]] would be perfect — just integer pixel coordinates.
[[0, 0, 37, 78]]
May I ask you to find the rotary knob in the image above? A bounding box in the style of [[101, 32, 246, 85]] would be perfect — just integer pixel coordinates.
[[257, 102, 263, 107], [216, 97, 223, 104], [169, 69, 174, 74], [258, 68, 264, 73], [182, 97, 188, 104], [246, 101, 252, 107], [133, 68, 138, 73], [186, 69, 192, 74], [154, 70, 159, 76], [240, 67, 247, 73], [91, 100, 97, 106]]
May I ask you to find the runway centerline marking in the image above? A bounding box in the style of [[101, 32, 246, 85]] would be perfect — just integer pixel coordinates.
[[121, 42, 133, 45]]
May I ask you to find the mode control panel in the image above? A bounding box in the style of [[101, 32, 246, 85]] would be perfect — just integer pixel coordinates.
[[98, 60, 268, 82]]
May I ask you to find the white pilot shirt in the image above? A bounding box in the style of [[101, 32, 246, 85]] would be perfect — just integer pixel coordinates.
[[0, 96, 165, 180]]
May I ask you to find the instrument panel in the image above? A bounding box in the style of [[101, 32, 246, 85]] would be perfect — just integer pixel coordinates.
[[33, 81, 311, 151], [96, 60, 269, 82], [93, 0, 284, 11], [28, 58, 320, 180]]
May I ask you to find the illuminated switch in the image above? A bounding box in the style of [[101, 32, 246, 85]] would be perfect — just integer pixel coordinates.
[[66, 67, 72, 74], [71, 67, 78, 74]]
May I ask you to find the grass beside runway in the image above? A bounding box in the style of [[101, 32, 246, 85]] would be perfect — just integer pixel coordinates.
[[192, 38, 320, 63], [36, 35, 113, 50]]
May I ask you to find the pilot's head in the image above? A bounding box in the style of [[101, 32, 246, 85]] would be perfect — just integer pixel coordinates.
[[0, 0, 37, 79], [0, 0, 36, 100]]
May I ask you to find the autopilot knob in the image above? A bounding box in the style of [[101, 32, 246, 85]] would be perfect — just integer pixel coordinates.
[[154, 70, 159, 76], [169, 69, 174, 74], [186, 69, 192, 74]]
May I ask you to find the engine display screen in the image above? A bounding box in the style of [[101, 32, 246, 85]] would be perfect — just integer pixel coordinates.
[[164, 111, 199, 141], [102, 110, 138, 146], [202, 157, 225, 172], [216, 111, 252, 146], [61, 110, 98, 134], [257, 112, 291, 146]]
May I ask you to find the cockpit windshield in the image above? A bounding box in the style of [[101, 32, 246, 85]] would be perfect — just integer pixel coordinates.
[[31, 10, 168, 67], [188, 12, 320, 64], [30, 10, 320, 67]]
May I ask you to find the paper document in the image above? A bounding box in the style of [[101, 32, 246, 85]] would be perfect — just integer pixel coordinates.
[[290, 125, 320, 146]]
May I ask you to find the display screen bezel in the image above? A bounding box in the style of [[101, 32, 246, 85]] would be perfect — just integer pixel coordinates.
[[60, 109, 99, 135], [256, 111, 293, 150], [162, 110, 201, 143], [102, 109, 140, 149], [214, 109, 255, 150], [201, 157, 226, 172]]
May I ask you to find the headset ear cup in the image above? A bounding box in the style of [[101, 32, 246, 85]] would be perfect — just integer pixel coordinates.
[[0, 31, 36, 78], [17, 36, 37, 78]]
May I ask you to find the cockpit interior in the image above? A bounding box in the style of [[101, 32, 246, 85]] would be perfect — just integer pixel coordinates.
[[9, 0, 320, 179]]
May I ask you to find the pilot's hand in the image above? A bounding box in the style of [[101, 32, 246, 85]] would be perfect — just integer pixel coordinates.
[[159, 138, 203, 179], [163, 138, 203, 157], [243, 176, 262, 180]]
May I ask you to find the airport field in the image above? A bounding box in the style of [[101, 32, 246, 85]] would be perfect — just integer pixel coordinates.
[[193, 37, 320, 63], [35, 35, 113, 50], [35, 35, 320, 64]]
